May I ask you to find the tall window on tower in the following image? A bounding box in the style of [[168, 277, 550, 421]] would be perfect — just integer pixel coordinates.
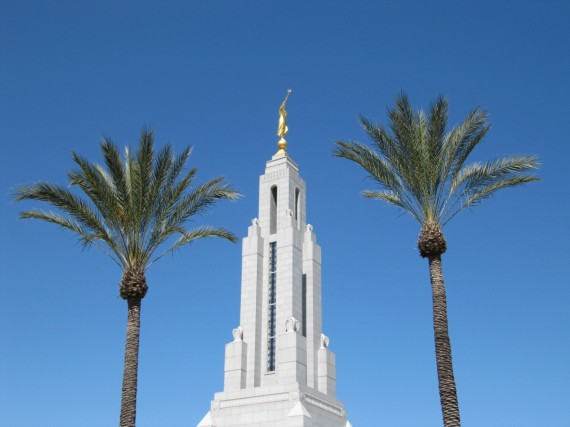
[[302, 274, 307, 337], [270, 186, 277, 234], [267, 242, 277, 372], [295, 188, 300, 228]]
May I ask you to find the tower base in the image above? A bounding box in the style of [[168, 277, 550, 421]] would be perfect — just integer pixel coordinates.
[[197, 383, 351, 427]]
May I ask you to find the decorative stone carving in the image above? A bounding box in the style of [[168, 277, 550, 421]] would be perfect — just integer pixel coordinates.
[[285, 316, 300, 333], [305, 393, 344, 416], [320, 333, 329, 348], [249, 218, 260, 237], [285, 208, 293, 217], [306, 224, 313, 232], [219, 392, 289, 408], [232, 326, 243, 342]]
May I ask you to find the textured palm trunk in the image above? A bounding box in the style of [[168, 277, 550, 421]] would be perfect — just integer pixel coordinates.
[[428, 255, 461, 427], [119, 298, 142, 427]]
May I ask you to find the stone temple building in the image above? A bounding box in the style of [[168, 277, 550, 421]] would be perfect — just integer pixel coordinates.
[[197, 93, 351, 427]]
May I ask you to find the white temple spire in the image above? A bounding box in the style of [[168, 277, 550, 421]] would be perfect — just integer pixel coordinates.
[[197, 103, 351, 427]]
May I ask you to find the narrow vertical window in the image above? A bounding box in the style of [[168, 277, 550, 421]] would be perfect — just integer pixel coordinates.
[[294, 188, 300, 223], [270, 186, 277, 234], [268, 242, 277, 371], [302, 274, 307, 337]]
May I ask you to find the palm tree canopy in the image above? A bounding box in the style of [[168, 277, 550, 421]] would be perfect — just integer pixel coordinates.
[[334, 93, 539, 227], [15, 128, 240, 271]]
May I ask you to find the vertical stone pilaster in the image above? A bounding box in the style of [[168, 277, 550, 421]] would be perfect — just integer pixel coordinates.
[[303, 225, 322, 390], [224, 339, 247, 391], [278, 325, 307, 386], [317, 344, 336, 397], [239, 220, 264, 388]]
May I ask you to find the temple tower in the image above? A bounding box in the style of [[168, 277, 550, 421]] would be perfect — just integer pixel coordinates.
[[197, 93, 351, 427]]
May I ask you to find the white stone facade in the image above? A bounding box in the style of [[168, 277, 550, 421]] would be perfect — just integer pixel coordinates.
[[198, 153, 351, 427]]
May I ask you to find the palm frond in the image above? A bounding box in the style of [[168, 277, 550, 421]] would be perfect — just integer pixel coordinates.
[[441, 155, 540, 225], [362, 190, 423, 223], [446, 108, 490, 182], [15, 183, 108, 238], [133, 129, 154, 225], [100, 138, 129, 208], [461, 175, 539, 208], [148, 226, 237, 267], [359, 115, 403, 172], [143, 144, 173, 231], [18, 209, 124, 267], [20, 209, 92, 242], [334, 141, 403, 192], [164, 178, 239, 231], [152, 147, 195, 227], [69, 153, 129, 257], [451, 156, 538, 194]]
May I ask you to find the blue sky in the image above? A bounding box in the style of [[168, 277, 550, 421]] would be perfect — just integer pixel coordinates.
[[1, 1, 569, 426]]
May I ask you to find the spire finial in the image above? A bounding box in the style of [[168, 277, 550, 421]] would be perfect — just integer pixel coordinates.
[[275, 89, 292, 157]]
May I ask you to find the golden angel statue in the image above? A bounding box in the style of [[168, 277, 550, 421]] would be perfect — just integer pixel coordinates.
[[276, 89, 292, 154]]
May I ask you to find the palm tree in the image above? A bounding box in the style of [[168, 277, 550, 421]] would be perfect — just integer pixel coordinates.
[[334, 94, 539, 427], [14, 129, 239, 427]]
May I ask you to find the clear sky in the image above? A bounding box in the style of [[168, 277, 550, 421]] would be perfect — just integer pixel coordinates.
[[1, 1, 569, 426]]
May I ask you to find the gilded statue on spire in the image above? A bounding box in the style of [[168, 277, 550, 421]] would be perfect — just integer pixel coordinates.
[[275, 89, 291, 156]]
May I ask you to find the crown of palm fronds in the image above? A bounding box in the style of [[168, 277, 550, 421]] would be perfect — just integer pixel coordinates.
[[15, 129, 239, 269], [334, 94, 539, 226]]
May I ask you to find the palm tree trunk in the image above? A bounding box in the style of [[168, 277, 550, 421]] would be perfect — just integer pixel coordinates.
[[428, 255, 461, 427], [119, 298, 142, 427]]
